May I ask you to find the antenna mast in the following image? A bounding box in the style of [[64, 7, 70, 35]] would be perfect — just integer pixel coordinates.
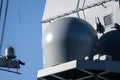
[[0, 0, 9, 55]]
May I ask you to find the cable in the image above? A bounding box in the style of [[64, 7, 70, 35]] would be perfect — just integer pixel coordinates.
[[76, 0, 80, 18], [41, 0, 114, 23], [119, 0, 120, 8], [0, 0, 3, 20], [82, 0, 86, 20], [0, 0, 9, 55]]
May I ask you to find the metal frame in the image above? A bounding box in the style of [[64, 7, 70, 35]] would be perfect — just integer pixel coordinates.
[[37, 60, 120, 80]]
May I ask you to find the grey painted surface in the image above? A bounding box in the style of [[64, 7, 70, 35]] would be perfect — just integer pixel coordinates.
[[41, 0, 120, 68], [42, 17, 98, 68], [37, 1, 120, 79]]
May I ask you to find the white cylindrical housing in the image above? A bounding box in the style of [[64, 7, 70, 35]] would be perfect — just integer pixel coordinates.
[[5, 47, 16, 59]]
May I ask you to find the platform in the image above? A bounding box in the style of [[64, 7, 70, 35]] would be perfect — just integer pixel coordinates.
[[37, 60, 120, 80]]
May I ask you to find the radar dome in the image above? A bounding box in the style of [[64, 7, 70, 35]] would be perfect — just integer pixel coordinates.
[[5, 47, 16, 59], [42, 17, 98, 68], [98, 30, 120, 61]]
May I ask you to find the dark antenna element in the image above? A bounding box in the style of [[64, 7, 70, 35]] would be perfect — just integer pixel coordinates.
[[0, 0, 3, 20]]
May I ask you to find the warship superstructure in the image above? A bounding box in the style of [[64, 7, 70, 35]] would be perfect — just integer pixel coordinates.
[[37, 0, 120, 80]]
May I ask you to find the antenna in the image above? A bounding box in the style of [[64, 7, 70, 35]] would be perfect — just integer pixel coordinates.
[[76, 0, 80, 18], [0, 0, 9, 56], [95, 17, 105, 34], [0, 0, 3, 20], [82, 0, 86, 20], [0, 0, 25, 74]]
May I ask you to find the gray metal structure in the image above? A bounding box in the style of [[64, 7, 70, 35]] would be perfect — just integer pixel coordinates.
[[0, 47, 25, 74], [38, 0, 120, 80]]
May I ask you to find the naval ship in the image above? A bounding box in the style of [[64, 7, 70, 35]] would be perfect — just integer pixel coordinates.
[[37, 0, 120, 80]]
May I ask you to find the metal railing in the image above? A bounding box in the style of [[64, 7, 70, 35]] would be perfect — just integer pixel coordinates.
[[41, 0, 115, 23]]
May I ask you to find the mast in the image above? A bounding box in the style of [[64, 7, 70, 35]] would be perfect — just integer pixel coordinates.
[[0, 0, 9, 55]]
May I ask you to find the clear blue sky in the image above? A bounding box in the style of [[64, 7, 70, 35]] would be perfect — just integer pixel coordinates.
[[0, 0, 45, 80]]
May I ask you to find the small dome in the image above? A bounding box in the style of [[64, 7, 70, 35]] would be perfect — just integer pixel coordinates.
[[5, 47, 16, 59], [98, 30, 120, 61]]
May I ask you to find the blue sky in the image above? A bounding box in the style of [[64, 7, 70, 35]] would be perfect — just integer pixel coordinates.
[[0, 0, 45, 80]]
